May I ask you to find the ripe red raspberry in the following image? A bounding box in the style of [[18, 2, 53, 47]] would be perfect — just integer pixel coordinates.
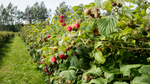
[[75, 23, 80, 29], [47, 35, 50, 38], [49, 71, 52, 74], [30, 53, 33, 56], [93, 29, 98, 35], [62, 23, 66, 26], [59, 54, 67, 60], [67, 25, 72, 31], [64, 56, 67, 60], [44, 70, 47, 73], [44, 37, 47, 42], [53, 66, 55, 68], [41, 61, 43, 64], [60, 15, 64, 19], [59, 19, 63, 23], [63, 20, 65, 22], [45, 67, 48, 70], [34, 60, 37, 63], [65, 48, 69, 51], [51, 57, 56, 63]]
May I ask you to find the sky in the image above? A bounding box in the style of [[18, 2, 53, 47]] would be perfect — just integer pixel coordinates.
[[1, 0, 94, 12]]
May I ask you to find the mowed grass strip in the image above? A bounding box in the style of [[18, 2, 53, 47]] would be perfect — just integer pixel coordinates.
[[0, 35, 45, 84]]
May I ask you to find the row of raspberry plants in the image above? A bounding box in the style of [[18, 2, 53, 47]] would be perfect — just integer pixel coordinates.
[[21, 0, 150, 84], [0, 31, 14, 48]]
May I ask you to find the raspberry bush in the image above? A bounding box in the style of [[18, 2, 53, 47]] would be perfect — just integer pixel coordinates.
[[0, 32, 14, 48], [21, 0, 150, 84]]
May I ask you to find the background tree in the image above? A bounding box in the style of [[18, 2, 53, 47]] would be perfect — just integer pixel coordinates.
[[25, 2, 51, 24], [0, 1, 52, 31], [54, 1, 73, 16]]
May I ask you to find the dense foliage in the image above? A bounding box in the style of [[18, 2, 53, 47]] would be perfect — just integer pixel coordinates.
[[21, 0, 150, 84], [0, 31, 14, 48]]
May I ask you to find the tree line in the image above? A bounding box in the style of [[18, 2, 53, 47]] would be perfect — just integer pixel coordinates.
[[0, 1, 79, 32]]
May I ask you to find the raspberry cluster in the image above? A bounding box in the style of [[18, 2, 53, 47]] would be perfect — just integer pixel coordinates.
[[59, 15, 66, 26], [66, 23, 80, 32]]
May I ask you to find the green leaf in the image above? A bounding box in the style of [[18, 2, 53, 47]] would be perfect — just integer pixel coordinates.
[[102, 1, 113, 12], [139, 65, 150, 74], [59, 70, 76, 80], [76, 10, 82, 15], [118, 27, 133, 40], [84, 5, 91, 8], [97, 16, 118, 36], [86, 22, 94, 32], [114, 82, 129, 84], [120, 64, 141, 76], [94, 0, 101, 8], [89, 78, 107, 84], [94, 51, 106, 64], [104, 72, 114, 82], [90, 2, 96, 7], [63, 36, 69, 41], [41, 46, 47, 50], [59, 44, 67, 50], [59, 64, 67, 71], [101, 66, 121, 74], [75, 49, 83, 56], [46, 56, 50, 65], [83, 67, 102, 76], [129, 5, 134, 8], [131, 76, 150, 84], [73, 6, 80, 11], [79, 58, 90, 70], [94, 42, 102, 49], [70, 56, 79, 68]]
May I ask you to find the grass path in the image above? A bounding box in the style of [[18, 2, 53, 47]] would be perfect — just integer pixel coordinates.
[[0, 35, 45, 84]]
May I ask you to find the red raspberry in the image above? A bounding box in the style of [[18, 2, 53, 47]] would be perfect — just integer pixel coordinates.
[[51, 57, 56, 63], [65, 48, 69, 51], [67, 25, 72, 31], [44, 70, 47, 73], [63, 20, 65, 22], [75, 23, 80, 29], [59, 19, 63, 23], [30, 53, 33, 56], [60, 15, 64, 19], [64, 56, 67, 60], [34, 60, 37, 63], [59, 54, 67, 60], [62, 23, 66, 26], [44, 37, 47, 42], [93, 29, 98, 35], [45, 67, 48, 70], [47, 35, 50, 38], [49, 71, 52, 74], [41, 61, 43, 64], [53, 66, 55, 68]]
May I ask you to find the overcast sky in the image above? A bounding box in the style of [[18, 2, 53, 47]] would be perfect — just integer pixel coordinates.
[[1, 0, 94, 12]]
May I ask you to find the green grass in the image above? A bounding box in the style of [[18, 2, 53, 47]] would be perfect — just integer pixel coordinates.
[[0, 35, 45, 84]]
